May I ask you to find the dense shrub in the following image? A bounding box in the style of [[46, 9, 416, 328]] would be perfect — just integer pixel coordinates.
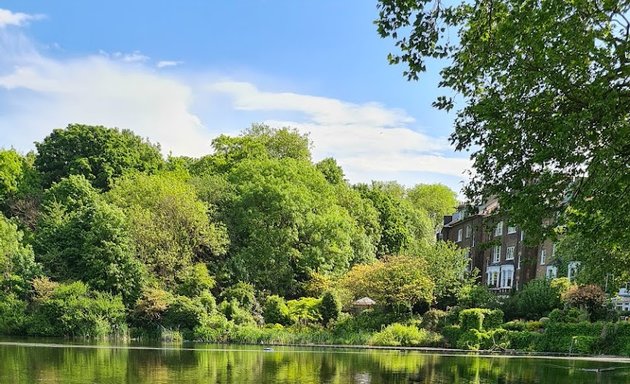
[[548, 308, 589, 323], [421, 309, 448, 331], [457, 285, 500, 309], [535, 322, 604, 353], [441, 325, 462, 347], [287, 297, 322, 326], [0, 293, 28, 335], [177, 263, 215, 298], [319, 291, 341, 326], [131, 287, 173, 328], [565, 284, 606, 320], [193, 314, 234, 342], [506, 331, 542, 351], [459, 309, 485, 331], [368, 323, 439, 346], [29, 281, 126, 338], [163, 295, 207, 330], [484, 309, 504, 329], [456, 328, 510, 351], [220, 282, 257, 311], [263, 295, 291, 325], [503, 279, 562, 320], [219, 300, 256, 325]]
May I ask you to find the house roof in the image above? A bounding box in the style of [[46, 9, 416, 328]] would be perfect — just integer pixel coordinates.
[[353, 297, 376, 306]]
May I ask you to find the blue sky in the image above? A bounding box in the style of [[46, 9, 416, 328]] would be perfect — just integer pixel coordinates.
[[0, 1, 470, 193]]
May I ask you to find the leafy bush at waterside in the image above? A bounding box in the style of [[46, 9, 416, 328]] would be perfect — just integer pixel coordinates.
[[367, 323, 441, 347], [28, 279, 126, 338]]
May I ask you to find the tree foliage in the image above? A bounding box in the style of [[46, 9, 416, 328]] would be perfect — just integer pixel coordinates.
[[107, 172, 228, 287], [34, 175, 145, 304], [224, 158, 357, 296], [0, 213, 40, 296], [342, 255, 434, 312], [377, 0, 630, 275], [407, 183, 458, 232], [35, 124, 163, 190]]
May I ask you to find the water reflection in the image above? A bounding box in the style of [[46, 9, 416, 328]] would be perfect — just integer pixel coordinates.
[[0, 341, 628, 384]]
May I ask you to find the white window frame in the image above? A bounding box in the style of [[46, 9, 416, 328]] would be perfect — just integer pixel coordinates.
[[540, 249, 546, 265], [520, 231, 525, 241], [552, 243, 557, 257], [493, 245, 501, 263], [507, 225, 517, 234], [457, 228, 463, 242], [487, 266, 500, 287], [500, 265, 514, 288], [494, 221, 504, 237], [506, 246, 515, 260], [546, 266, 558, 279], [465, 225, 472, 239]]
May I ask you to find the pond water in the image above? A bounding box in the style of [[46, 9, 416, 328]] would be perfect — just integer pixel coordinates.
[[1, 340, 629, 383]]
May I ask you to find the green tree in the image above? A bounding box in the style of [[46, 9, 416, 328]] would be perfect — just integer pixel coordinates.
[[0, 213, 41, 296], [407, 184, 458, 232], [377, 0, 630, 278], [409, 241, 470, 307], [35, 124, 163, 190], [0, 149, 42, 228], [262, 295, 291, 325], [316, 157, 345, 185], [342, 255, 435, 313], [319, 290, 342, 326], [107, 172, 229, 288], [355, 182, 433, 257], [35, 175, 145, 305], [503, 279, 562, 320], [206, 124, 311, 174], [224, 158, 357, 296]]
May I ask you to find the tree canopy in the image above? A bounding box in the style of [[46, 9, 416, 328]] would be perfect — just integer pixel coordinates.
[[35, 124, 163, 190], [377, 0, 630, 282]]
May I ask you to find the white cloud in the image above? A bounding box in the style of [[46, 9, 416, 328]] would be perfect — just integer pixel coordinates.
[[0, 33, 212, 156], [0, 23, 469, 190], [0, 8, 44, 28], [210, 82, 470, 183], [157, 60, 183, 68]]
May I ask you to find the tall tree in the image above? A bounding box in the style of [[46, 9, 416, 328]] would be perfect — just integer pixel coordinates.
[[107, 172, 229, 288], [377, 0, 630, 278], [407, 184, 458, 232], [224, 158, 358, 296], [34, 175, 145, 305], [35, 124, 163, 190]]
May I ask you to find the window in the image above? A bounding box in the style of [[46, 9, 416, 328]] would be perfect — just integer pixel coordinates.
[[507, 225, 517, 234], [493, 245, 501, 263], [494, 221, 503, 237], [517, 254, 521, 269], [487, 266, 500, 287], [506, 246, 515, 260], [500, 265, 514, 288], [465, 225, 472, 239], [520, 231, 525, 241], [552, 243, 557, 256], [540, 249, 546, 265], [457, 228, 463, 242], [546, 266, 558, 279], [568, 261, 581, 281]]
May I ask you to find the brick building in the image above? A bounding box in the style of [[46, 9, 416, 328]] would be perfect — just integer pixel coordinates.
[[439, 198, 578, 294]]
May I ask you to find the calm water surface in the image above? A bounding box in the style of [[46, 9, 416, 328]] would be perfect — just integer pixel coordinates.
[[1, 339, 629, 383]]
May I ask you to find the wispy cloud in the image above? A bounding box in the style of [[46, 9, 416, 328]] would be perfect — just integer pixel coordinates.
[[157, 60, 183, 68], [209, 81, 469, 182], [0, 8, 44, 28]]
